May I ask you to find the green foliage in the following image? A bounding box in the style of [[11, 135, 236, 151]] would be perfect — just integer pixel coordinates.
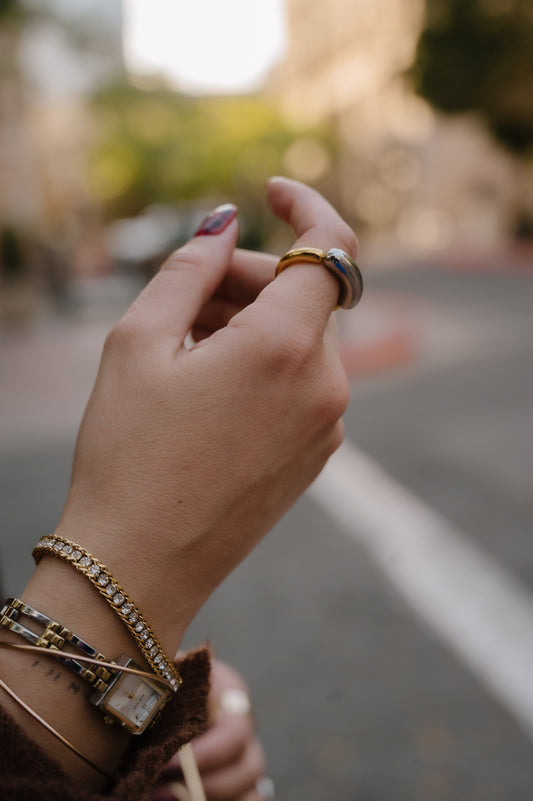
[[0, 0, 38, 24], [412, 0, 533, 154], [87, 80, 327, 245], [0, 0, 20, 21]]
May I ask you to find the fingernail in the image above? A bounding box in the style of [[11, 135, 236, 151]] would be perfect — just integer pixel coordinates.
[[194, 203, 237, 236]]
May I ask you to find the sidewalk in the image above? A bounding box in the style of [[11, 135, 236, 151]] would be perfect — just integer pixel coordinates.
[[0, 274, 426, 449], [4, 258, 520, 448], [436, 240, 533, 273]]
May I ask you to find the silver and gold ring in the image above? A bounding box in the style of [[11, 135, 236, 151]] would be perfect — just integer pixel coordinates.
[[275, 247, 363, 309]]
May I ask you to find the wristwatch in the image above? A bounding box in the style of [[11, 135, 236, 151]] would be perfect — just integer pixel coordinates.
[[1, 598, 115, 692], [90, 654, 172, 734]]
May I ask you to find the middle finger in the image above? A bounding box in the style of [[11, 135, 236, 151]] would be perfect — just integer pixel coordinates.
[[192, 250, 277, 339], [216, 249, 277, 305]]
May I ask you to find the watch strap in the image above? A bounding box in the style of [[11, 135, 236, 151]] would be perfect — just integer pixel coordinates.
[[0, 598, 116, 692]]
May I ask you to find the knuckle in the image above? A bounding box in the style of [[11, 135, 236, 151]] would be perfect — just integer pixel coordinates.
[[331, 366, 350, 418], [278, 336, 316, 372], [328, 418, 346, 454], [103, 305, 150, 357], [236, 318, 320, 376], [312, 365, 350, 427], [162, 243, 203, 273], [103, 316, 137, 356], [269, 325, 321, 373]]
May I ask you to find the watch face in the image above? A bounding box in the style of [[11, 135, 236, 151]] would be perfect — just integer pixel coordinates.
[[103, 673, 169, 733]]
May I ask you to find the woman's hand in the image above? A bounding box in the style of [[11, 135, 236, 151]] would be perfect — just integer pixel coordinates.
[[49, 177, 358, 650], [152, 660, 270, 801], [5, 177, 358, 787]]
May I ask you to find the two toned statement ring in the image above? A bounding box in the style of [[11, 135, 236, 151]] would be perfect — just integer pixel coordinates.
[[275, 247, 363, 309]]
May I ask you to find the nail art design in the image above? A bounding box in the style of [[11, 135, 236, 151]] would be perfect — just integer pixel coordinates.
[[194, 204, 238, 236]]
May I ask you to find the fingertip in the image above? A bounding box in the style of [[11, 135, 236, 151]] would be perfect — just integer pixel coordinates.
[[266, 176, 323, 231], [267, 175, 293, 186], [266, 178, 291, 225], [134, 205, 240, 345], [266, 175, 296, 204], [194, 203, 238, 237]]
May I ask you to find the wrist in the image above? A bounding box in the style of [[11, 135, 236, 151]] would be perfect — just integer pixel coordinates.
[[50, 514, 194, 657], [0, 527, 187, 789], [23, 559, 142, 669]]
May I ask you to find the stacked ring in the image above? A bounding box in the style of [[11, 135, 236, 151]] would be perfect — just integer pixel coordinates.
[[275, 247, 363, 309]]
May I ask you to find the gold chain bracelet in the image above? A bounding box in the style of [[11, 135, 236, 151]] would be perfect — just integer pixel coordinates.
[[32, 535, 182, 691]]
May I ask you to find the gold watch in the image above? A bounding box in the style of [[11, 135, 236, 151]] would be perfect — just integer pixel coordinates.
[[90, 654, 172, 734]]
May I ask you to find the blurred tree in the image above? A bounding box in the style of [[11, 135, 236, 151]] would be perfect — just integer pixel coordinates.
[[0, 227, 27, 282], [413, 0, 533, 155], [87, 80, 331, 247], [0, 0, 25, 22]]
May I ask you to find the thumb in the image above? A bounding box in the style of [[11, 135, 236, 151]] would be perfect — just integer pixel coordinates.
[[123, 204, 239, 347]]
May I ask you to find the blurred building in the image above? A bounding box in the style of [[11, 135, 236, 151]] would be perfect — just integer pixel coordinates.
[[270, 0, 522, 260], [0, 14, 40, 231], [0, 0, 123, 290]]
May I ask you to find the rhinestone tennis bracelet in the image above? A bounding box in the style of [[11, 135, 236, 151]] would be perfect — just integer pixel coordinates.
[[32, 535, 182, 691]]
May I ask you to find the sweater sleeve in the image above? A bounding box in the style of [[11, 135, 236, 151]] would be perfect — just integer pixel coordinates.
[[0, 647, 211, 801]]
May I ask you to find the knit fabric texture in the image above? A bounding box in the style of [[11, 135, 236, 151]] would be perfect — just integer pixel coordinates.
[[0, 647, 211, 801]]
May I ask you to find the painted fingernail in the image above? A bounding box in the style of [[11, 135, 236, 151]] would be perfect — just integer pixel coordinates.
[[194, 203, 238, 236]]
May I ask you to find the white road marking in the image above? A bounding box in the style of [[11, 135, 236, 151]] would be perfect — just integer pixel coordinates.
[[310, 440, 533, 741]]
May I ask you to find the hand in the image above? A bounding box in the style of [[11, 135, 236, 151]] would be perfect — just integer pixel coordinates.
[[50, 177, 358, 652], [8, 178, 358, 787], [152, 660, 269, 801]]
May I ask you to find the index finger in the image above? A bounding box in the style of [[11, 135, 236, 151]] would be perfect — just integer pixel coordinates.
[[268, 176, 359, 257], [248, 178, 359, 333]]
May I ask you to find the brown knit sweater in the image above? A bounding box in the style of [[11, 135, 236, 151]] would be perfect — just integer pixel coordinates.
[[0, 648, 211, 801]]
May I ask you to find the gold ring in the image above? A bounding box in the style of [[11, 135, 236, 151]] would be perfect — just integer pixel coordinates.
[[275, 247, 326, 271], [275, 247, 363, 309]]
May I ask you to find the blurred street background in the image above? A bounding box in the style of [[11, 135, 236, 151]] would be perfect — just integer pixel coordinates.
[[1, 1, 532, 799]]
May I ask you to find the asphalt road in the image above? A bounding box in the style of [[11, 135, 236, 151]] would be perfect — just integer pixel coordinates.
[[1, 262, 532, 799]]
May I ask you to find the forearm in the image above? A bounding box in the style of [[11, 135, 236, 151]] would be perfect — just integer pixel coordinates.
[[0, 557, 154, 787], [0, 512, 208, 786]]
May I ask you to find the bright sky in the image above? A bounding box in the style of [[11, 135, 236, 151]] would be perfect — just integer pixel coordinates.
[[122, 0, 287, 94]]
